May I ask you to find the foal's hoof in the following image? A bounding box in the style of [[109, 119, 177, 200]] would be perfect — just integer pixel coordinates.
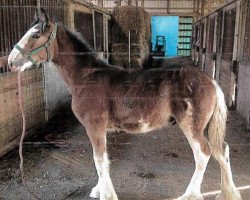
[[215, 191, 242, 200], [89, 186, 100, 199], [100, 192, 119, 200], [175, 193, 204, 200]]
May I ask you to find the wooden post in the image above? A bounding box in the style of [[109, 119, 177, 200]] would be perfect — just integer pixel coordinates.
[[193, 0, 196, 14], [197, 0, 200, 18], [201, 0, 205, 17], [167, 0, 170, 14]]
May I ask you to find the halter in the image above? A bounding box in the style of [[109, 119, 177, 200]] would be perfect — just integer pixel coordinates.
[[14, 23, 58, 67]]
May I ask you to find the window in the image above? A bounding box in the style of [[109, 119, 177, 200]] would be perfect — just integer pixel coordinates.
[[74, 11, 94, 47]]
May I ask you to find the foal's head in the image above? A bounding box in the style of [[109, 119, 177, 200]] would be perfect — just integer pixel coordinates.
[[8, 8, 58, 71]]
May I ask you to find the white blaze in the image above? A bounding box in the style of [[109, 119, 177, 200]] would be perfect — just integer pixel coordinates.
[[8, 25, 39, 71]]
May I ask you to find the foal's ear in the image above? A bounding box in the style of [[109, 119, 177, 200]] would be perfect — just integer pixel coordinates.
[[39, 8, 49, 32], [39, 8, 49, 23]]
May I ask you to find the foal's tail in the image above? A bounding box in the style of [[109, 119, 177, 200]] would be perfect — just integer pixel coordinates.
[[208, 80, 228, 152]]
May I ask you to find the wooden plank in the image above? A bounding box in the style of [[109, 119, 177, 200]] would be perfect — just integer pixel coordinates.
[[0, 67, 45, 157]]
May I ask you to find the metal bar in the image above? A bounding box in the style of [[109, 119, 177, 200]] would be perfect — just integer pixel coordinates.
[[92, 10, 96, 50], [128, 30, 131, 68], [9, 0, 15, 54], [5, 0, 11, 54], [106, 16, 109, 64], [0, 1, 3, 56], [103, 13, 105, 53]]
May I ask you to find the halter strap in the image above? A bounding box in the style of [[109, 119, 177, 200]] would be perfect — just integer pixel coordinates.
[[14, 23, 58, 67]]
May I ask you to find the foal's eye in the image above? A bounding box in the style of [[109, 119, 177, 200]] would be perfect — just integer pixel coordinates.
[[32, 34, 40, 39]]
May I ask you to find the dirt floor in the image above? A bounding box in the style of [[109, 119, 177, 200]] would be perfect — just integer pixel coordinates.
[[0, 110, 249, 200]]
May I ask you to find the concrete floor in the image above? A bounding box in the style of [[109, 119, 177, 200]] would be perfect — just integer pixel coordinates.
[[0, 110, 249, 200]]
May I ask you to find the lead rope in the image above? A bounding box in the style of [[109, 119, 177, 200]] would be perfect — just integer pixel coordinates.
[[18, 72, 42, 200]]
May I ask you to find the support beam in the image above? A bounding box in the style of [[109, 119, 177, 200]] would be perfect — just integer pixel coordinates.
[[201, 0, 205, 17]]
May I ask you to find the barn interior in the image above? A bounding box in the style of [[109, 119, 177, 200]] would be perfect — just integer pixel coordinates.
[[0, 0, 250, 199]]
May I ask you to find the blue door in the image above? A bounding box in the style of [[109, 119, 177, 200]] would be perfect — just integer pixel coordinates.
[[151, 16, 179, 57]]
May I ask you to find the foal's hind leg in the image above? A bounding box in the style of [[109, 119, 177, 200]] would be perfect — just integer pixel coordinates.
[[212, 142, 242, 200], [85, 124, 118, 200], [176, 117, 211, 200], [177, 134, 211, 200]]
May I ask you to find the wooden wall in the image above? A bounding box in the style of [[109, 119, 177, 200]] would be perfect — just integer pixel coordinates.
[[0, 69, 45, 156], [0, 0, 68, 156]]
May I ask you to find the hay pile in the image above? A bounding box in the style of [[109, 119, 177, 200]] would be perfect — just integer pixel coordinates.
[[110, 6, 151, 69]]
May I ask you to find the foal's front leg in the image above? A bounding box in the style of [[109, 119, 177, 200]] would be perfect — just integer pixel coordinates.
[[86, 126, 118, 200]]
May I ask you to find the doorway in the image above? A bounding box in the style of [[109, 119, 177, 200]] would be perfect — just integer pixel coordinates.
[[151, 16, 179, 57]]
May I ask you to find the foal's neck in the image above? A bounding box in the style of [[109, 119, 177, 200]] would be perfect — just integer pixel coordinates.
[[52, 25, 102, 92]]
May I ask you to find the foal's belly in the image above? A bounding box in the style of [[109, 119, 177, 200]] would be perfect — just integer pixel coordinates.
[[108, 115, 171, 134]]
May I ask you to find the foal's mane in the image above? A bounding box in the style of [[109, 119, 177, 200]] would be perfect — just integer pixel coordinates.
[[61, 23, 114, 69], [63, 24, 94, 53]]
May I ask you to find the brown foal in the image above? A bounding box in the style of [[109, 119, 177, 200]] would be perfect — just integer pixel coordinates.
[[8, 9, 242, 200]]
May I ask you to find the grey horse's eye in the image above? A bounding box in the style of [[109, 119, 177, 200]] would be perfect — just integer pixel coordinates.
[[32, 34, 40, 39]]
